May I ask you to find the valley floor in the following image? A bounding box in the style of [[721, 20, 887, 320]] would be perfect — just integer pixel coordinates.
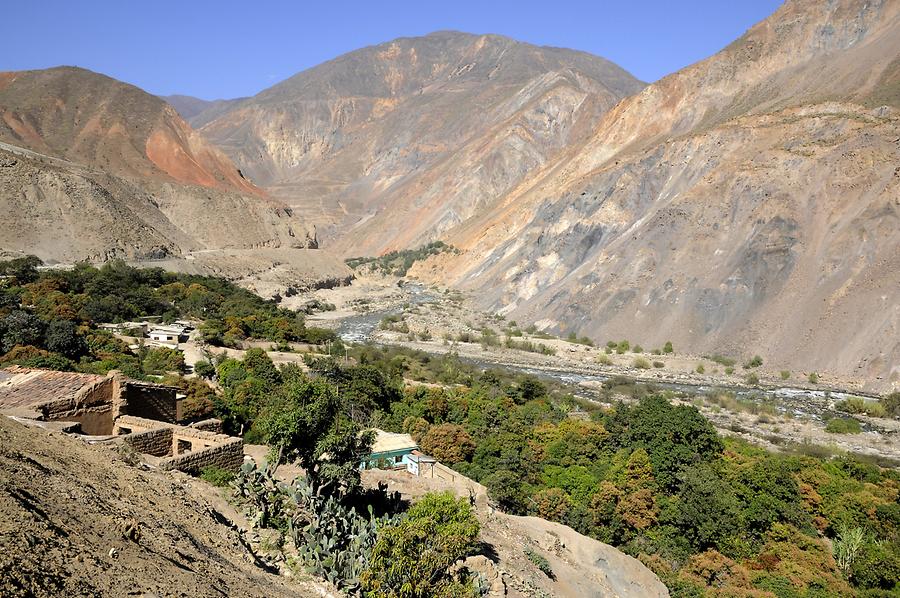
[[300, 275, 900, 466]]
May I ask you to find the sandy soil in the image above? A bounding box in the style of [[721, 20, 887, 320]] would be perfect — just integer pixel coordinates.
[[0, 416, 328, 597]]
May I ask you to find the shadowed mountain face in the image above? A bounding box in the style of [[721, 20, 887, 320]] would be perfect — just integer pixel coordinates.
[[194, 31, 645, 253], [0, 67, 316, 262], [411, 0, 900, 389]]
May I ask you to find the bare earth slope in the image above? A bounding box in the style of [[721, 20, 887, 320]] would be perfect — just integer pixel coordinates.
[[413, 0, 900, 390], [0, 417, 324, 597], [197, 31, 645, 254], [0, 67, 318, 262]]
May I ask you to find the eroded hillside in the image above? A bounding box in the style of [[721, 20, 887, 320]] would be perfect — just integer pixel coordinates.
[[0, 67, 318, 263], [413, 0, 900, 389], [194, 31, 645, 254]]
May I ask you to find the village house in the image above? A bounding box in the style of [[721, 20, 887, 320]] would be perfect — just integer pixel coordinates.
[[0, 366, 242, 474], [147, 324, 189, 345], [363, 429, 419, 469]]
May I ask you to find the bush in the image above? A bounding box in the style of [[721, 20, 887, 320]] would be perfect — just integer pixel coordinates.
[[808, 372, 819, 384], [745, 372, 759, 386], [780, 370, 790, 380], [616, 340, 630, 354], [709, 355, 736, 367], [836, 397, 886, 418], [200, 466, 235, 487], [524, 548, 554, 579], [361, 492, 480, 597], [880, 392, 900, 418], [825, 418, 861, 434], [744, 355, 763, 369], [695, 364, 705, 375], [724, 366, 735, 375], [633, 357, 651, 369]]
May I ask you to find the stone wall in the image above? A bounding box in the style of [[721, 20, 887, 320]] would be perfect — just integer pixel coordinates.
[[124, 427, 173, 457], [121, 382, 177, 423], [189, 418, 223, 433], [42, 376, 115, 434], [159, 438, 244, 474], [114, 415, 243, 473]]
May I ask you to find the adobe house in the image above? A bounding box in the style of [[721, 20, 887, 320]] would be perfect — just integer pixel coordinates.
[[0, 366, 243, 473]]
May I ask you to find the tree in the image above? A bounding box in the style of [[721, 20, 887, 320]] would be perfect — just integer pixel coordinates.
[[1, 310, 44, 353], [674, 464, 741, 550], [604, 395, 722, 490], [193, 360, 215, 380], [517, 375, 547, 403], [532, 488, 571, 521], [420, 423, 475, 464], [0, 255, 42, 284], [361, 492, 480, 598], [242, 348, 281, 386], [616, 488, 658, 531], [624, 448, 655, 492], [43, 319, 86, 359], [485, 469, 528, 513], [256, 374, 373, 497]]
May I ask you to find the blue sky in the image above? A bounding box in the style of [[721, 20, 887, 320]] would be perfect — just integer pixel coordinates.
[[1, 0, 783, 100]]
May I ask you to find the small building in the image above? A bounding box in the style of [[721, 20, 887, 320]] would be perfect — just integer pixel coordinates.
[[148, 324, 187, 345], [406, 451, 437, 477], [363, 429, 418, 469]]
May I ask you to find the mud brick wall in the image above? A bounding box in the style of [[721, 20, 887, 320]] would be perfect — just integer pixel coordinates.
[[123, 384, 177, 423], [189, 419, 223, 433], [159, 438, 244, 474], [124, 428, 173, 457]]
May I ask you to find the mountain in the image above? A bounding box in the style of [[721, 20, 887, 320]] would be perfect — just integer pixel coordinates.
[[195, 31, 645, 253], [163, 94, 244, 128], [411, 0, 900, 389], [0, 67, 316, 263]]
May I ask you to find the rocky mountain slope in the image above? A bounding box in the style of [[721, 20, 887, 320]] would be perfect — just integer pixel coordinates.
[[412, 0, 900, 389], [0, 67, 317, 263], [0, 417, 326, 597], [193, 31, 645, 253]]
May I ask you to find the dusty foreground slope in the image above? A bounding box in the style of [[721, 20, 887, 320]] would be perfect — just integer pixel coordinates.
[[414, 0, 900, 390], [0, 67, 318, 263], [0, 417, 321, 597]]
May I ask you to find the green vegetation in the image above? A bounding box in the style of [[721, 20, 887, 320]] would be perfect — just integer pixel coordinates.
[[345, 241, 455, 276], [200, 466, 235, 487], [882, 392, 900, 418], [835, 396, 887, 418], [824, 417, 862, 434], [809, 372, 819, 384], [745, 372, 760, 386], [663, 341, 674, 355], [744, 355, 763, 369], [780, 370, 791, 380], [524, 547, 554, 579], [708, 354, 736, 367], [633, 357, 651, 369], [566, 331, 594, 346]]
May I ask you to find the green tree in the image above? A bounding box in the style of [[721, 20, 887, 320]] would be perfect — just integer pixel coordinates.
[[674, 464, 741, 551], [485, 469, 528, 513], [361, 492, 480, 598], [420, 423, 475, 464], [1, 310, 44, 353], [256, 375, 373, 497], [43, 319, 86, 359]]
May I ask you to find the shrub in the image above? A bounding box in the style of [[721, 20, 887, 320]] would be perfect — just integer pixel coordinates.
[[663, 341, 674, 354], [695, 364, 705, 375], [616, 340, 630, 354], [780, 370, 790, 380], [524, 548, 554, 578], [633, 344, 644, 353], [200, 466, 235, 487], [836, 397, 886, 418], [597, 354, 612, 365], [724, 366, 735, 375], [744, 355, 763, 369], [709, 355, 736, 367], [825, 417, 861, 434], [808, 372, 819, 384], [745, 373, 759, 386], [880, 392, 900, 418], [633, 357, 651, 369], [361, 492, 480, 597]]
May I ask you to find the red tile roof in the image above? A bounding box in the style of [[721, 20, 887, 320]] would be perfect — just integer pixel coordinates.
[[0, 366, 105, 410]]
